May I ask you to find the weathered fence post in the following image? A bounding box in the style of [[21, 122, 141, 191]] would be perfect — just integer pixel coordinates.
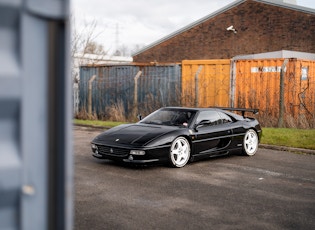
[[278, 59, 288, 127], [88, 75, 97, 117], [195, 65, 203, 107], [73, 83, 79, 114], [230, 60, 237, 108], [134, 71, 142, 111]]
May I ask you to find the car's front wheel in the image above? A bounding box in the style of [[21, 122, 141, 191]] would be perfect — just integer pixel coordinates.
[[243, 129, 259, 156], [169, 137, 191, 168]]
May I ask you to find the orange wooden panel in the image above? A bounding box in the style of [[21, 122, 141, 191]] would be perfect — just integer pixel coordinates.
[[234, 58, 315, 126], [181, 60, 231, 107]]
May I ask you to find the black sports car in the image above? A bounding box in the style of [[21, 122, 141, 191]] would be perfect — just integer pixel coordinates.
[[91, 107, 262, 168]]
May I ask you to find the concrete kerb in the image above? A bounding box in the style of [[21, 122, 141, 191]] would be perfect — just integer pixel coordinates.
[[74, 125, 315, 155], [74, 124, 110, 131], [259, 144, 315, 155]]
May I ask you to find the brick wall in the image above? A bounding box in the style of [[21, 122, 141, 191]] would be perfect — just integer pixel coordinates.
[[133, 0, 315, 62]]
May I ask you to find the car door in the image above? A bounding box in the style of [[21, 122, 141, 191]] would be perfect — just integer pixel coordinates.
[[193, 111, 232, 155]]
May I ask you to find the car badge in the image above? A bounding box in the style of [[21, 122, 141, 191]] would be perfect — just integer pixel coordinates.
[[110, 148, 114, 153], [115, 139, 119, 142]]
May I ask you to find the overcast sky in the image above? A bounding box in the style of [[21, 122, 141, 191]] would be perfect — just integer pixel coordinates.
[[71, 0, 314, 55]]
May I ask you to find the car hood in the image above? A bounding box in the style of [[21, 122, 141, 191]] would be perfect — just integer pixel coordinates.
[[93, 124, 178, 146]]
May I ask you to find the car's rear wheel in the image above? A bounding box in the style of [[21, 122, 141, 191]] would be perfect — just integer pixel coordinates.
[[169, 137, 190, 168], [243, 129, 258, 156]]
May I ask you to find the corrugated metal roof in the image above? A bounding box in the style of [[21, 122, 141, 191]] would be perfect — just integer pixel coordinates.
[[75, 53, 133, 64], [232, 50, 315, 60], [132, 0, 315, 57]]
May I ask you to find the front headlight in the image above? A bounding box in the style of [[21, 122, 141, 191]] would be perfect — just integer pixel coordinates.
[[130, 150, 145, 155], [91, 143, 98, 151]]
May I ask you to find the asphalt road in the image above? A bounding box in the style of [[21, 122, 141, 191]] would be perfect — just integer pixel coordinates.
[[74, 126, 315, 230]]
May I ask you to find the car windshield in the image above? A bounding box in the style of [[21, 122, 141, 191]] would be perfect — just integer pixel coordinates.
[[140, 108, 196, 127]]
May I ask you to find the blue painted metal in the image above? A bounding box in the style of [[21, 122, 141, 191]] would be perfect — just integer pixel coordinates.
[[0, 0, 72, 229], [79, 64, 182, 118]]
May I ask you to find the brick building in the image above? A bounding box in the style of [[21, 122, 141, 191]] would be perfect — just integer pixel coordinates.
[[133, 0, 315, 63]]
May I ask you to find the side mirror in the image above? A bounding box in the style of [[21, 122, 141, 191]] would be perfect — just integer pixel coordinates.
[[194, 120, 211, 130], [137, 114, 142, 120]]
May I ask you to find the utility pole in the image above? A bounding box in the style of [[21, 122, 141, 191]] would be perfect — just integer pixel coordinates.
[[115, 23, 120, 55]]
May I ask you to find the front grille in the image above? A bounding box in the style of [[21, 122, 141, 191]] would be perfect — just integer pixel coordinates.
[[96, 145, 129, 157]]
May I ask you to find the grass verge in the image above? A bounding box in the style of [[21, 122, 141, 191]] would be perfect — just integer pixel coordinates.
[[73, 119, 126, 128], [261, 128, 315, 150]]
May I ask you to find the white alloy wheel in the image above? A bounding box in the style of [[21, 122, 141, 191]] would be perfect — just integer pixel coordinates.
[[169, 137, 191, 168], [243, 129, 258, 156]]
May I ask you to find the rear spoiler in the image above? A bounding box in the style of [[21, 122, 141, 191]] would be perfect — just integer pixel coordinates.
[[213, 107, 259, 117]]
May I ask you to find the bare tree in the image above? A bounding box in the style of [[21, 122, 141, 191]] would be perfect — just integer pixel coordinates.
[[116, 44, 130, 56], [71, 16, 107, 82], [84, 41, 107, 55], [71, 16, 105, 55]]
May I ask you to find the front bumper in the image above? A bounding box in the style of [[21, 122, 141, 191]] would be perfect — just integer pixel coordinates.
[[91, 143, 170, 164], [123, 155, 160, 163]]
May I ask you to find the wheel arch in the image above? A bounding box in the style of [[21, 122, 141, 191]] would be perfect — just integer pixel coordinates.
[[251, 127, 262, 142], [242, 124, 262, 142]]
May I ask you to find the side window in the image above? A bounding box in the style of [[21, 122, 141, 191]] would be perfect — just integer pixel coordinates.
[[195, 111, 222, 126], [218, 112, 233, 123]]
